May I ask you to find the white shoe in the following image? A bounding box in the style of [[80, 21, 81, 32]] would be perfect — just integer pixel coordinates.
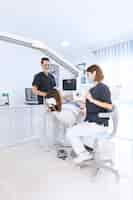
[[74, 151, 93, 165]]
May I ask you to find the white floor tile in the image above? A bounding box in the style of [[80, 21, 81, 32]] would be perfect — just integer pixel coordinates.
[[0, 140, 132, 200]]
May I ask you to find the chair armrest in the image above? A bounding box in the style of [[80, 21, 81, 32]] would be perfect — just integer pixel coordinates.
[[98, 105, 114, 118], [98, 112, 112, 118]]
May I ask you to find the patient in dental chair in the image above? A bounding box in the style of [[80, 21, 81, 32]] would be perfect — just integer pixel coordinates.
[[46, 88, 62, 112], [46, 88, 82, 126], [45, 89, 93, 159], [46, 88, 79, 159]]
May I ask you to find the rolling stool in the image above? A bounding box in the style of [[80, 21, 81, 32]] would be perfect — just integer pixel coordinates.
[[78, 105, 120, 181]]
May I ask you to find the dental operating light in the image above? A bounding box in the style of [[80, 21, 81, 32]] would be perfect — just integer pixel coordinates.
[[0, 32, 79, 77]]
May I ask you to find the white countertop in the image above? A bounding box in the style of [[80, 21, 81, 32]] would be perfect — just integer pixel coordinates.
[[0, 104, 46, 110], [0, 102, 80, 111]]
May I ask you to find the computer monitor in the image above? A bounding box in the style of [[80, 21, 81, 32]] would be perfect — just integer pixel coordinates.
[[63, 79, 77, 91], [0, 93, 9, 106], [25, 88, 38, 103]]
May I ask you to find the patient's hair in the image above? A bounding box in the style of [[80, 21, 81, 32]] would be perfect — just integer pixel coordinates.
[[86, 64, 104, 82], [47, 89, 62, 112]]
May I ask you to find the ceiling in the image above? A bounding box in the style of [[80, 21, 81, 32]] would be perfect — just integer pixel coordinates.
[[0, 0, 133, 64]]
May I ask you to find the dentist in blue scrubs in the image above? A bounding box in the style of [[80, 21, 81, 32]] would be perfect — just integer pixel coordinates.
[[67, 64, 113, 164]]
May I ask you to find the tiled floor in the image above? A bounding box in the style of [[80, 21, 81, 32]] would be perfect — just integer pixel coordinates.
[[0, 103, 133, 200], [0, 139, 132, 200]]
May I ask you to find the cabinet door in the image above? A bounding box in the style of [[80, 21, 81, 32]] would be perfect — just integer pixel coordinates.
[[31, 106, 58, 147], [0, 108, 12, 147], [10, 108, 31, 143], [31, 106, 46, 138]]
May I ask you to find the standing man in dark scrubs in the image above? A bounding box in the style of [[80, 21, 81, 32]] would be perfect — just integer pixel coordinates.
[[32, 57, 56, 104]]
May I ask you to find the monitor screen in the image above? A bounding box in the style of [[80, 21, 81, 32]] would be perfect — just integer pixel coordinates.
[[25, 88, 38, 101], [63, 79, 77, 91]]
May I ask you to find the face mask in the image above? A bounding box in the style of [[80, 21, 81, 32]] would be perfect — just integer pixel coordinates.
[[86, 80, 94, 90], [87, 78, 94, 84], [87, 71, 96, 88], [87, 76, 94, 88]]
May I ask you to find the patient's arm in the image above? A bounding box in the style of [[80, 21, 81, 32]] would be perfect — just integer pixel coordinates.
[[79, 102, 86, 117]]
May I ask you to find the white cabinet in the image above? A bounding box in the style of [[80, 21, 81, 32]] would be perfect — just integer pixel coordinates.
[[10, 107, 31, 143], [0, 107, 12, 146], [31, 106, 46, 138], [0, 105, 46, 148]]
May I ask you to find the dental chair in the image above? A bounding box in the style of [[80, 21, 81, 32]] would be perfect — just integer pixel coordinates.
[[50, 104, 82, 159], [44, 97, 82, 155], [79, 105, 120, 180]]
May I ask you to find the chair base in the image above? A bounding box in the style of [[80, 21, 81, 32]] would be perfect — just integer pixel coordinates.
[[79, 158, 120, 181], [77, 138, 120, 181]]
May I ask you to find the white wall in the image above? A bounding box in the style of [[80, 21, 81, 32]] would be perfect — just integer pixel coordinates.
[[0, 41, 44, 104], [0, 42, 74, 105], [95, 56, 133, 102]]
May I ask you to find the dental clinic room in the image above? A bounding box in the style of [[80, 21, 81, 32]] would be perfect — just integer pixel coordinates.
[[0, 0, 133, 199]]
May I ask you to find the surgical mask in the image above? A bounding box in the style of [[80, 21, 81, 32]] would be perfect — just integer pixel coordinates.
[[87, 78, 94, 85], [87, 71, 96, 88], [86, 80, 94, 90]]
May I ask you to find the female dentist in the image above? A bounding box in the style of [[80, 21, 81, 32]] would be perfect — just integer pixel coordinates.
[[67, 64, 113, 164]]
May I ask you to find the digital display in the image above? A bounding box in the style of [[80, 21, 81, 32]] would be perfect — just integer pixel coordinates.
[[25, 88, 38, 101], [63, 79, 77, 91]]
